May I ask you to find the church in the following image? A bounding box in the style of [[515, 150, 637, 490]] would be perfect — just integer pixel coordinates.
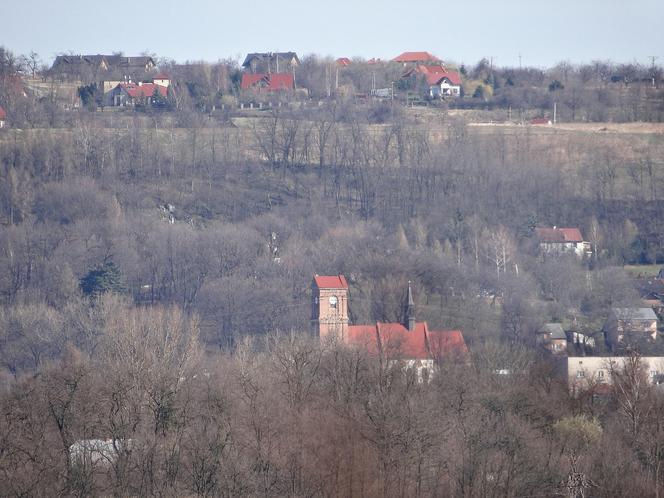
[[311, 275, 468, 381]]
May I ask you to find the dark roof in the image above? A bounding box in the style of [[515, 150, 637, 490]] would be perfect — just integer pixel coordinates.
[[612, 307, 658, 321], [242, 52, 300, 68], [541, 323, 566, 340], [51, 55, 155, 72]]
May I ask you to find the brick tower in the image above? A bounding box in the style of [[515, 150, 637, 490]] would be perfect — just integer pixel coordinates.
[[311, 275, 349, 341]]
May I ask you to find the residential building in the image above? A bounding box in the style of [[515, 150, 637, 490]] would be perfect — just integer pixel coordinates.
[[109, 82, 168, 107], [50, 54, 156, 81], [604, 307, 659, 344], [568, 355, 664, 394], [534, 227, 592, 258], [336, 58, 351, 67], [311, 275, 468, 381], [402, 65, 462, 98], [538, 323, 567, 354], [0, 105, 6, 128], [242, 52, 299, 73]]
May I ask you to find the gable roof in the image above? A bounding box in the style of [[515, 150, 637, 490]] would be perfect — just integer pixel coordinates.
[[119, 82, 167, 99], [612, 307, 658, 321], [403, 65, 462, 86], [313, 275, 349, 289], [392, 51, 442, 64], [535, 227, 584, 243], [240, 72, 295, 91], [242, 52, 299, 68], [347, 321, 467, 360], [541, 323, 566, 340]]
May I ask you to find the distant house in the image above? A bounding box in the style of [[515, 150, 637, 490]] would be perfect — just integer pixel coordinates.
[[50, 54, 156, 81], [538, 323, 567, 354], [336, 57, 351, 67], [312, 276, 468, 382], [529, 117, 552, 125], [392, 51, 442, 66], [240, 73, 295, 92], [0, 105, 6, 128], [109, 82, 168, 107], [534, 227, 591, 258], [605, 307, 659, 344], [635, 278, 664, 314], [152, 73, 171, 87], [402, 65, 462, 98], [242, 52, 299, 73]]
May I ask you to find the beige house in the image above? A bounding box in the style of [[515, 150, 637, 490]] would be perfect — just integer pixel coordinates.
[[568, 356, 664, 394]]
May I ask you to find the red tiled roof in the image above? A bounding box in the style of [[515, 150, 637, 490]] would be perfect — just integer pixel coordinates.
[[403, 65, 462, 86], [336, 58, 351, 66], [0, 105, 6, 120], [313, 275, 349, 289], [535, 227, 584, 243], [119, 82, 167, 98], [392, 51, 442, 63], [240, 73, 295, 91], [347, 322, 467, 360]]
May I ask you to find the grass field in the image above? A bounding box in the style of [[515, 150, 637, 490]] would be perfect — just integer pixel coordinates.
[[624, 264, 662, 278]]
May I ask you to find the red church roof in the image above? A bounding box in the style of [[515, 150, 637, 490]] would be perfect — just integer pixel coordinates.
[[119, 82, 167, 98], [240, 73, 295, 91], [392, 51, 442, 64], [347, 322, 467, 360], [535, 227, 584, 243], [313, 275, 349, 289]]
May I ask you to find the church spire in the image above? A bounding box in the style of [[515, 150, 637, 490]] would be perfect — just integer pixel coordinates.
[[405, 281, 416, 331]]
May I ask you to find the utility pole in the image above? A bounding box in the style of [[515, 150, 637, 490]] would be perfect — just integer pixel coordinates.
[[518, 53, 522, 70], [553, 102, 557, 124]]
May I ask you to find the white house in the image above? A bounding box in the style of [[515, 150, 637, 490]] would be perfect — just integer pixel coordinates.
[[535, 227, 591, 258]]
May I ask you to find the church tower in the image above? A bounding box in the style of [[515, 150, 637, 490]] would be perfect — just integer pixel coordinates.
[[404, 281, 416, 331], [311, 275, 349, 341]]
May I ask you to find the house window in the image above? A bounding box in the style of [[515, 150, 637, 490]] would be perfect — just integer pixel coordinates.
[[576, 370, 585, 379], [651, 370, 658, 378], [597, 370, 604, 379], [329, 296, 338, 309]]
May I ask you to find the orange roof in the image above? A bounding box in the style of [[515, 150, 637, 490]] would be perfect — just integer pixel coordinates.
[[535, 227, 584, 243], [336, 57, 351, 66], [313, 275, 349, 289], [392, 51, 442, 63], [347, 322, 467, 360], [240, 73, 294, 91], [119, 82, 167, 98], [404, 65, 462, 86]]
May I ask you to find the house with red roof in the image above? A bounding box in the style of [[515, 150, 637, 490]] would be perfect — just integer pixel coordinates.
[[110, 81, 169, 107], [392, 51, 442, 66], [312, 275, 468, 382], [402, 65, 462, 98], [240, 73, 295, 92], [0, 105, 6, 128], [535, 227, 591, 258], [336, 58, 351, 67]]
